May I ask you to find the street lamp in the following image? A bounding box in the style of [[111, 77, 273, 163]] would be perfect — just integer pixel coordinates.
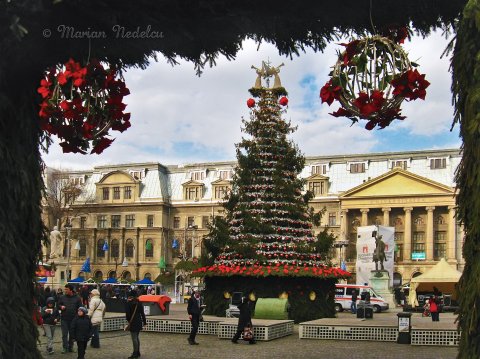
[[64, 222, 72, 281]]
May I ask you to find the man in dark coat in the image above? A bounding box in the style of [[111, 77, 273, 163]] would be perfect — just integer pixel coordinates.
[[231, 297, 256, 344], [187, 290, 203, 345], [58, 284, 82, 353], [125, 290, 147, 359], [71, 307, 92, 359]]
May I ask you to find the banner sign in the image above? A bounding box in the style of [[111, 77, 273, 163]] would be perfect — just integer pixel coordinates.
[[356, 225, 395, 287]]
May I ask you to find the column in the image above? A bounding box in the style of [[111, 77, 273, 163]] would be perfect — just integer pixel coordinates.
[[426, 206, 435, 261], [360, 208, 369, 226], [91, 228, 97, 262], [447, 206, 457, 262], [340, 209, 349, 240], [382, 207, 391, 226], [403, 207, 413, 261]]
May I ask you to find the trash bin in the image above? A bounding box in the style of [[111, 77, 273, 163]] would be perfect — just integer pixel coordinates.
[[397, 312, 412, 344], [138, 295, 171, 316]]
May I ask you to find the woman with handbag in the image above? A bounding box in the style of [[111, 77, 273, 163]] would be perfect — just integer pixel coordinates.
[[231, 297, 256, 344], [125, 290, 146, 359], [87, 289, 106, 348]]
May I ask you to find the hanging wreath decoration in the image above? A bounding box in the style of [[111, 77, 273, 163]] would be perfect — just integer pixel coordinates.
[[38, 58, 131, 154], [320, 34, 430, 130]]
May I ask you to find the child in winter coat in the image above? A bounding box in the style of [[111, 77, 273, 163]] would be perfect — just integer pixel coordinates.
[[42, 297, 60, 355], [71, 307, 92, 359]]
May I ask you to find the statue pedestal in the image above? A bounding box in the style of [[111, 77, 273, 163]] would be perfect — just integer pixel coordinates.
[[46, 259, 69, 288], [369, 271, 396, 308]]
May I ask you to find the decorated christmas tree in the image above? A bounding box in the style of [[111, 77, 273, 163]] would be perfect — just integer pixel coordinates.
[[195, 62, 349, 322]]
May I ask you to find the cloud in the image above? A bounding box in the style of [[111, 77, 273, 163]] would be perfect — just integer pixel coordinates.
[[41, 31, 457, 170]]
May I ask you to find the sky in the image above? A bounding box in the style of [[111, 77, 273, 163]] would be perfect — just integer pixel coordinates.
[[42, 30, 461, 171]]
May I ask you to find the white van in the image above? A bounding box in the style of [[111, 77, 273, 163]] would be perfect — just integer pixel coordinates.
[[335, 284, 389, 313]]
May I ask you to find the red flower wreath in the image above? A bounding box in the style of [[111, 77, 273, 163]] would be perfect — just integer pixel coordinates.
[[38, 58, 131, 154]]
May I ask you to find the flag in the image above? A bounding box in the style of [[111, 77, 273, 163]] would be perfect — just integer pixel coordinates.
[[81, 257, 91, 273], [340, 260, 347, 271], [158, 257, 166, 269], [172, 239, 179, 249], [102, 240, 109, 251]]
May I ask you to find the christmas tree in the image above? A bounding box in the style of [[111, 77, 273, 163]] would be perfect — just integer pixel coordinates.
[[195, 62, 349, 322]]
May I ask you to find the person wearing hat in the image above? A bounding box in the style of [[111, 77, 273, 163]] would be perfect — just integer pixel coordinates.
[[41, 297, 60, 355], [125, 290, 146, 359], [71, 307, 92, 359], [87, 288, 106, 348]]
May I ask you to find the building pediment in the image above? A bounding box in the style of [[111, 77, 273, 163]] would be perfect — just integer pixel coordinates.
[[340, 168, 454, 198], [306, 174, 329, 181], [211, 179, 232, 186], [97, 171, 136, 184], [182, 180, 204, 187]]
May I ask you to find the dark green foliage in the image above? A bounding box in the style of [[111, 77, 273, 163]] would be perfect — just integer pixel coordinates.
[[451, 1, 480, 357], [203, 276, 336, 323], [315, 229, 336, 260], [174, 260, 202, 272], [201, 216, 230, 266]]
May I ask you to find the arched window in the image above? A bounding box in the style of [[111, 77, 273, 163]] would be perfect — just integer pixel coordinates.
[[122, 271, 132, 280], [145, 239, 153, 258], [394, 217, 403, 226], [108, 270, 116, 279], [374, 217, 382, 226], [79, 238, 87, 257], [111, 239, 120, 258], [435, 216, 445, 225], [97, 239, 105, 258], [412, 271, 422, 279], [414, 217, 424, 225], [144, 272, 152, 279], [351, 218, 361, 229], [125, 239, 134, 258], [94, 270, 103, 280]]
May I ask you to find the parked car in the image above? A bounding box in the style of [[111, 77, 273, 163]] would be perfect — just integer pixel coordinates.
[[335, 284, 389, 313]]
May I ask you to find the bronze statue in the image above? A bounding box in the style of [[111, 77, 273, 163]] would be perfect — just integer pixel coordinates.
[[373, 233, 387, 271]]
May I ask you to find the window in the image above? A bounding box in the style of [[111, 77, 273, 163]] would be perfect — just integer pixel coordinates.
[[374, 217, 382, 226], [102, 188, 109, 200], [78, 238, 86, 257], [94, 271, 103, 280], [97, 215, 107, 229], [435, 216, 446, 225], [111, 215, 121, 228], [350, 163, 365, 173], [328, 213, 337, 226], [113, 187, 120, 199], [311, 164, 327, 175], [308, 181, 324, 196], [173, 217, 180, 229], [391, 160, 407, 169], [218, 170, 232, 180], [111, 239, 119, 258], [185, 186, 201, 200], [412, 232, 425, 254], [80, 217, 87, 229], [393, 217, 403, 227], [145, 239, 153, 258], [430, 158, 446, 169], [214, 185, 229, 199], [191, 171, 205, 180], [202, 216, 210, 228], [144, 273, 152, 279], [395, 243, 404, 261], [97, 239, 105, 258], [414, 217, 424, 225], [124, 186, 132, 199], [125, 215, 135, 228], [130, 170, 144, 180], [187, 216, 195, 227], [125, 239, 134, 258], [434, 231, 447, 260], [147, 215, 154, 228]]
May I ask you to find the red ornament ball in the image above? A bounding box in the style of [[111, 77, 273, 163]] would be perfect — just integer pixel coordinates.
[[247, 98, 255, 108], [279, 96, 289, 106]]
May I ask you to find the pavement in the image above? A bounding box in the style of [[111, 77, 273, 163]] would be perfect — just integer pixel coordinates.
[[36, 304, 459, 359]]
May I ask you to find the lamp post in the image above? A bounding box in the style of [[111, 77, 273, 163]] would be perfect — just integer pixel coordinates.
[[64, 222, 72, 281]]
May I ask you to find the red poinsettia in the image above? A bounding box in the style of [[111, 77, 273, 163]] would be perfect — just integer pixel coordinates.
[[339, 40, 360, 65], [381, 26, 409, 44], [279, 96, 288, 106], [320, 80, 342, 105], [37, 58, 131, 154], [352, 91, 386, 117], [391, 69, 430, 101], [247, 98, 255, 108]]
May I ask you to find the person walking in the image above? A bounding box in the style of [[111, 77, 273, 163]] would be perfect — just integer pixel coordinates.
[[42, 297, 60, 355], [187, 290, 203, 345], [58, 284, 83, 353], [231, 297, 256, 344], [351, 289, 358, 314], [71, 307, 92, 359], [87, 289, 106, 348], [429, 296, 440, 322], [125, 290, 147, 359]]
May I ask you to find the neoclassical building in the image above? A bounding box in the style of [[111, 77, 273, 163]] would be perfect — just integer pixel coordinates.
[[44, 148, 462, 287]]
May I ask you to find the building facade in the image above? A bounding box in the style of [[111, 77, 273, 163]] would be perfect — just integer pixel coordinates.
[[45, 148, 463, 287]]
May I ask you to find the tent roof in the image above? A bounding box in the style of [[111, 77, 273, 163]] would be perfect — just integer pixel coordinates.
[[68, 276, 85, 283], [411, 258, 461, 283], [135, 278, 155, 285]]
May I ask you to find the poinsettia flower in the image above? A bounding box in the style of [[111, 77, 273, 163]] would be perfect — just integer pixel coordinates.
[[339, 40, 360, 65], [319, 80, 342, 105], [91, 137, 114, 154], [60, 141, 86, 154], [391, 69, 430, 101], [330, 107, 352, 118]]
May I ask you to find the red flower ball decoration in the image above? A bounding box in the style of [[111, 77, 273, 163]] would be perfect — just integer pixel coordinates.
[[38, 58, 131, 154], [279, 96, 289, 106], [247, 98, 255, 108], [320, 33, 429, 130]]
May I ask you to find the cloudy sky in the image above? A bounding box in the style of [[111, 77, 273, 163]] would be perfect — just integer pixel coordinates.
[[42, 30, 461, 170]]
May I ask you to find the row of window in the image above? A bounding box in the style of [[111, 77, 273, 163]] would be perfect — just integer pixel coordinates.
[[173, 216, 210, 229], [190, 170, 233, 181], [72, 238, 155, 258], [102, 186, 132, 200], [96, 214, 154, 228], [350, 215, 447, 229]]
